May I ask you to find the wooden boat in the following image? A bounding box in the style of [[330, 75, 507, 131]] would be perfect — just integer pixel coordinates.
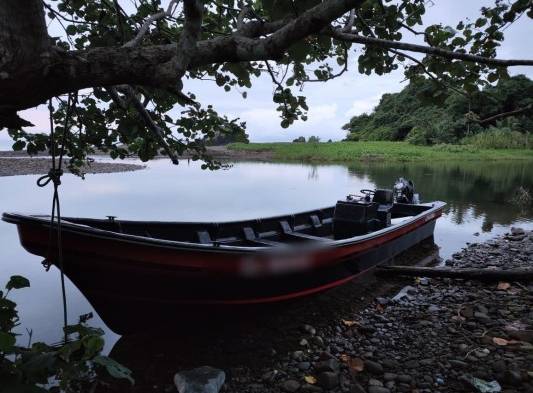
[[3, 184, 445, 317]]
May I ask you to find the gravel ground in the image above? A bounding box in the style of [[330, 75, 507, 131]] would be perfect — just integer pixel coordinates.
[[107, 230, 533, 393], [0, 157, 144, 177], [230, 229, 532, 393]]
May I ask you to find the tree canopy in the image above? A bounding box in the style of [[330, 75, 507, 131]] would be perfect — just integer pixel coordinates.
[[343, 74, 533, 145], [0, 0, 532, 168]]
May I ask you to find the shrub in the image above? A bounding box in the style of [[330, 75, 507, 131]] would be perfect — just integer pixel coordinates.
[[0, 275, 133, 392], [462, 127, 532, 149]]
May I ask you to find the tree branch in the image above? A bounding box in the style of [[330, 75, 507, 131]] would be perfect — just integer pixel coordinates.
[[123, 0, 180, 48], [330, 30, 533, 66], [478, 104, 533, 125], [118, 85, 179, 164]]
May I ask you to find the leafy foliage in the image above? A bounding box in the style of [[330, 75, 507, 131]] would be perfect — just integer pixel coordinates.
[[344, 75, 533, 145], [2, 0, 532, 167], [0, 276, 133, 392]]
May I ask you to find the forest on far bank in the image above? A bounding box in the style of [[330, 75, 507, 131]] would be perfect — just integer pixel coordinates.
[[343, 75, 533, 149]]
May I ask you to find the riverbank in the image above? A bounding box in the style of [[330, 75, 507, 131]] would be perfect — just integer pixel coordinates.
[[227, 142, 533, 163], [0, 157, 144, 177], [103, 230, 533, 393]]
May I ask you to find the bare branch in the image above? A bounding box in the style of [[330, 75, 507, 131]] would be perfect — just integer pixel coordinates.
[[330, 30, 533, 67], [123, 0, 180, 48], [342, 9, 355, 32], [237, 5, 251, 30], [118, 85, 179, 164], [478, 104, 533, 125]]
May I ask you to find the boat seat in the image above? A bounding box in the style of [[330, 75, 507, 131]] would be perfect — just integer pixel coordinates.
[[243, 226, 285, 247], [250, 239, 286, 247], [196, 230, 212, 244], [310, 215, 322, 228], [279, 220, 329, 242]]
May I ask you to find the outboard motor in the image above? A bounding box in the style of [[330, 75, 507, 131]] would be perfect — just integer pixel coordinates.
[[394, 178, 420, 204]]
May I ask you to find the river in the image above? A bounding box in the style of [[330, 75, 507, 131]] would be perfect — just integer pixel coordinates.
[[1, 158, 532, 352]]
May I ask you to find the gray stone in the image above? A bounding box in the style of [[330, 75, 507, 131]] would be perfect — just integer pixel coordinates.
[[315, 359, 340, 373], [383, 373, 397, 381], [280, 379, 301, 393], [511, 227, 525, 235], [396, 375, 412, 383], [368, 387, 391, 393], [504, 370, 523, 386], [298, 362, 311, 371], [317, 372, 339, 389], [350, 382, 367, 393], [303, 324, 317, 336], [449, 359, 468, 369], [368, 379, 383, 386], [365, 360, 384, 375], [174, 366, 225, 393]]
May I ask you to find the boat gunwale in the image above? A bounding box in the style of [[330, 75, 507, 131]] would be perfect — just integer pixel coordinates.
[[1, 201, 445, 254]]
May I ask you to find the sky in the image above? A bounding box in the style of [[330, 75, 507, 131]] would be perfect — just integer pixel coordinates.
[[1, 1, 532, 149]]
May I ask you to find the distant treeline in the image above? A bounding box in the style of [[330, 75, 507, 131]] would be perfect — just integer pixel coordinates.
[[343, 75, 533, 148]]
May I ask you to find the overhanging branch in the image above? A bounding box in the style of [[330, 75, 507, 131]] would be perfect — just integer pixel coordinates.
[[330, 30, 533, 67]]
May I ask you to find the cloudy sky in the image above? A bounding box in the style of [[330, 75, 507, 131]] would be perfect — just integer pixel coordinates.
[[1, 1, 532, 149]]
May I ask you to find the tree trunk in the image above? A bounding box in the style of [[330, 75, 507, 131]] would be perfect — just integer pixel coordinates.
[[0, 0, 51, 127], [376, 265, 533, 282], [0, 0, 50, 73]]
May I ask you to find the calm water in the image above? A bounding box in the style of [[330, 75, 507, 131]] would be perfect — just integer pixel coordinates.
[[1, 158, 532, 350]]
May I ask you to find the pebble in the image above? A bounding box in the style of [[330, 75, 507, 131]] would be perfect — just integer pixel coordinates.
[[280, 380, 301, 392], [368, 387, 391, 393], [364, 360, 384, 375], [316, 372, 339, 389]]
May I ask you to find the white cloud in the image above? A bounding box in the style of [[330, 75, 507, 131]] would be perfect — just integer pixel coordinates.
[[344, 95, 382, 118], [239, 104, 340, 142]]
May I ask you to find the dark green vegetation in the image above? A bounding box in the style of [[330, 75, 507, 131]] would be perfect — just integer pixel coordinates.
[[205, 127, 249, 146], [0, 275, 133, 392], [343, 75, 533, 147], [1, 1, 532, 168], [229, 141, 533, 162]]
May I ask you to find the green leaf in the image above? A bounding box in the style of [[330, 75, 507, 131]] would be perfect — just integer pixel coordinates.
[[6, 275, 30, 291], [82, 335, 104, 358], [65, 25, 77, 35], [19, 352, 57, 384], [0, 331, 16, 352], [94, 355, 135, 385]]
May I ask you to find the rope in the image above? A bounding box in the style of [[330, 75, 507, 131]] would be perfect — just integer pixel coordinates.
[[37, 93, 75, 343]]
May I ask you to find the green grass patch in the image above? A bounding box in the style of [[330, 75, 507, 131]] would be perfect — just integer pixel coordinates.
[[228, 141, 533, 162]]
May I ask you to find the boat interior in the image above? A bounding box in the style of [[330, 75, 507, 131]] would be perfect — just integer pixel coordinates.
[[62, 189, 434, 248]]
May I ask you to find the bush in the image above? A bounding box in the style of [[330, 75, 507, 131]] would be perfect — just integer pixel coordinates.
[[292, 136, 306, 143], [406, 126, 429, 145], [462, 127, 532, 149], [431, 144, 478, 153], [0, 275, 133, 392]]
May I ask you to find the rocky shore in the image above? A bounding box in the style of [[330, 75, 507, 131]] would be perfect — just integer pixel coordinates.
[[228, 229, 532, 393], [104, 231, 532, 393], [0, 157, 144, 177]]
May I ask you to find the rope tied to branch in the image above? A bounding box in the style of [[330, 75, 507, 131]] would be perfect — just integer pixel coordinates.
[[38, 93, 76, 343], [37, 168, 64, 187]]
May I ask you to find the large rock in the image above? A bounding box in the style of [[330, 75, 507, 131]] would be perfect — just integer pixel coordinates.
[[174, 366, 225, 393]]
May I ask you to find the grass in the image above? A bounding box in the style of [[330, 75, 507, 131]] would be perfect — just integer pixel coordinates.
[[228, 141, 533, 162]]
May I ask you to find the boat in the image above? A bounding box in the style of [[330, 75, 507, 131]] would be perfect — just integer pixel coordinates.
[[3, 178, 444, 330]]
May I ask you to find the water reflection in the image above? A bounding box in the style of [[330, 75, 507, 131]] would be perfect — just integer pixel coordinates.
[[0, 158, 532, 347]]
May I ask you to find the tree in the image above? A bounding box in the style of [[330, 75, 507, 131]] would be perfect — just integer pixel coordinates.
[[0, 0, 532, 168], [343, 75, 533, 144], [293, 136, 306, 143]]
